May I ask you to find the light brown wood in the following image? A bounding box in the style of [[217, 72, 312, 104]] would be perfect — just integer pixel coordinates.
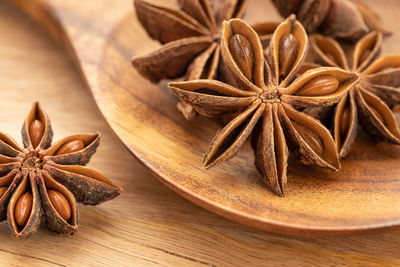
[[1, 0, 400, 266], [6, 0, 400, 236]]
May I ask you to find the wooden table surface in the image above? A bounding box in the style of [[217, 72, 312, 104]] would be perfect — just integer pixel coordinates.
[[0, 1, 400, 266]]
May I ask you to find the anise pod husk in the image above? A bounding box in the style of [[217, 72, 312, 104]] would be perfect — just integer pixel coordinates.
[[0, 132, 24, 158], [319, 0, 369, 40], [355, 85, 400, 144], [0, 102, 121, 238], [306, 32, 397, 157], [0, 170, 22, 221], [280, 67, 360, 108], [37, 170, 78, 234], [360, 55, 400, 107], [271, 0, 303, 17], [169, 16, 348, 196], [132, 0, 250, 121], [272, 0, 387, 40], [134, 0, 209, 44], [251, 103, 288, 196], [297, 0, 331, 33], [213, 0, 248, 27], [21, 102, 53, 150], [350, 0, 391, 36], [7, 170, 42, 239], [309, 31, 382, 71], [333, 89, 358, 157], [43, 162, 121, 205], [132, 36, 213, 83], [41, 133, 100, 165]]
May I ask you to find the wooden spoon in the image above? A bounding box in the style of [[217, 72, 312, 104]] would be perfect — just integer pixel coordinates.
[[8, 0, 400, 236]]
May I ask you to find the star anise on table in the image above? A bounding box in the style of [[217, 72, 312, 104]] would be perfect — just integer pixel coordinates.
[[131, 0, 278, 120], [0, 102, 121, 239], [271, 0, 389, 40], [168, 16, 359, 196], [306, 31, 400, 157]]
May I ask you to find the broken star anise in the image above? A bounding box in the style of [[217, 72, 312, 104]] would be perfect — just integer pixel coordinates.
[[0, 102, 121, 239], [168, 16, 359, 196], [307, 31, 400, 157], [271, 0, 388, 40], [131, 0, 278, 119]]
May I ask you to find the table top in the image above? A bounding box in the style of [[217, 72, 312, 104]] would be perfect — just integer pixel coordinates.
[[0, 1, 399, 266]]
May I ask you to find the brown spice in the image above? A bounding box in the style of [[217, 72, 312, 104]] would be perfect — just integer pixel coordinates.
[[169, 16, 359, 196], [0, 102, 121, 239]]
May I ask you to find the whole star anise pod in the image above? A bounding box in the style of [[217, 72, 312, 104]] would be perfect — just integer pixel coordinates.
[[0, 103, 121, 239], [271, 0, 388, 40], [131, 0, 278, 119], [168, 16, 359, 196], [306, 31, 400, 157]]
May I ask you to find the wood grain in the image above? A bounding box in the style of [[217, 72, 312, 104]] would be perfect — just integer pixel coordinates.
[[1, 0, 400, 266], [5, 0, 400, 236]]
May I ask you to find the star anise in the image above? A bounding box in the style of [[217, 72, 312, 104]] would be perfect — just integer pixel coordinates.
[[131, 0, 278, 119], [0, 102, 121, 239], [306, 31, 400, 157], [168, 16, 359, 196], [271, 0, 389, 40]]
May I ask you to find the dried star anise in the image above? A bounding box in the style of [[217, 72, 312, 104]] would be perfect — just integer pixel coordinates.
[[0, 102, 121, 238], [306, 31, 400, 157], [131, 0, 278, 119], [271, 0, 388, 40], [168, 16, 359, 196]]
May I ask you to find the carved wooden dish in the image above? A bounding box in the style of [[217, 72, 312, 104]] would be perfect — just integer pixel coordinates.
[[9, 0, 400, 236]]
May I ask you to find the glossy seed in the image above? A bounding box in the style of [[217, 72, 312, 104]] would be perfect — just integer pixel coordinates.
[[48, 190, 71, 221], [15, 192, 33, 227], [229, 34, 254, 80], [29, 120, 44, 148], [292, 121, 324, 155], [296, 75, 339, 96], [55, 140, 85, 155], [0, 187, 7, 199], [340, 107, 350, 138], [279, 33, 299, 80]]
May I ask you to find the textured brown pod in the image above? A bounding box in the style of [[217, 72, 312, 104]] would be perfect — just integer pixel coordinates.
[[280, 67, 359, 108], [21, 102, 53, 150], [0, 170, 23, 221], [271, 0, 387, 40], [221, 18, 265, 92], [43, 133, 100, 165], [169, 80, 258, 118], [333, 90, 358, 157], [279, 103, 340, 170], [355, 87, 400, 144], [251, 103, 288, 196], [297, 0, 331, 32], [0, 102, 120, 238], [305, 31, 400, 157], [203, 101, 264, 168], [37, 171, 78, 234], [44, 163, 121, 205], [132, 0, 250, 120], [0, 132, 23, 157], [309, 34, 348, 69], [269, 14, 308, 87], [169, 17, 346, 196], [7, 172, 42, 239]]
